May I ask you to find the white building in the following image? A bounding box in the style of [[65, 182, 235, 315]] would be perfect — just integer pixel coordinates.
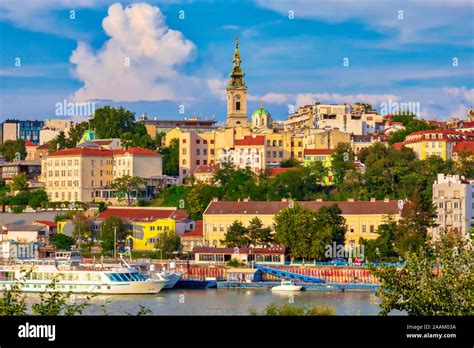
[[432, 174, 474, 241]]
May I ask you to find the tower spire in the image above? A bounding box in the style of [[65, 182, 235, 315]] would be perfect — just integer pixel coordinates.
[[227, 35, 245, 90]]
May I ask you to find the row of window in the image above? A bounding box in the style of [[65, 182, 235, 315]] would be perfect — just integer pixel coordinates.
[[182, 139, 215, 145]]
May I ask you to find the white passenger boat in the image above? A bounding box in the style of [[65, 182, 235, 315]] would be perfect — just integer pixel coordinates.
[[271, 280, 303, 291], [0, 252, 167, 294], [148, 263, 185, 289]]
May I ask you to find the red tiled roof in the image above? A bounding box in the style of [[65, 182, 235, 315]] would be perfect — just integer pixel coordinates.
[[192, 246, 285, 255], [304, 149, 335, 155], [48, 147, 160, 157], [402, 130, 474, 145], [33, 220, 57, 227], [453, 141, 474, 154], [204, 200, 400, 216], [96, 207, 179, 221], [171, 209, 191, 220], [268, 167, 298, 176], [113, 148, 161, 156], [182, 220, 203, 238], [49, 147, 113, 157], [393, 142, 405, 150], [194, 164, 219, 175], [38, 142, 52, 150], [235, 135, 265, 146], [459, 121, 474, 129], [24, 140, 37, 147]]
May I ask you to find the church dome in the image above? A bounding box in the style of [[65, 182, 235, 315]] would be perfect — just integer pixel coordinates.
[[252, 107, 270, 117]]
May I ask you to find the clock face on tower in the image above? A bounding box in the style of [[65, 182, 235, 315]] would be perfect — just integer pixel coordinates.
[[235, 94, 240, 100]]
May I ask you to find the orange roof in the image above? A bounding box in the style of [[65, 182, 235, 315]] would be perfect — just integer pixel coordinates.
[[194, 164, 219, 175], [304, 149, 335, 156], [235, 135, 265, 146], [453, 141, 474, 154], [24, 140, 37, 147], [268, 167, 298, 176], [48, 147, 160, 157], [33, 220, 57, 227], [181, 220, 203, 238], [113, 148, 161, 156]]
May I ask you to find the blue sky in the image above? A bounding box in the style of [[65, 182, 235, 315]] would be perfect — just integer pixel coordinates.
[[0, 0, 473, 124]]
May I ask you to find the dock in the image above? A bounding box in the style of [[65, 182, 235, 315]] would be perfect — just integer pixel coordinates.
[[217, 281, 380, 291]]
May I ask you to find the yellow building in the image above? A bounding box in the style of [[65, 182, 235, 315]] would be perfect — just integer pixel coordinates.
[[396, 130, 474, 160], [42, 144, 162, 202], [202, 199, 401, 248], [94, 207, 193, 251]]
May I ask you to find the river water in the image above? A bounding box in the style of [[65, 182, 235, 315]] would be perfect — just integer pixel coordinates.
[[58, 289, 403, 315]]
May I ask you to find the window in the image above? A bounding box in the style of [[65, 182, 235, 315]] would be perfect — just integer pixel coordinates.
[[203, 140, 207, 144], [196, 160, 200, 165], [196, 139, 200, 144], [370, 225, 375, 233], [362, 225, 366, 233], [182, 139, 187, 143], [278, 140, 283, 147], [210, 149, 214, 155], [279, 151, 283, 158], [196, 149, 200, 155], [349, 226, 354, 233], [236, 101, 241, 110]]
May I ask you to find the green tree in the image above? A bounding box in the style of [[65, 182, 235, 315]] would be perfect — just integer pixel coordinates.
[[185, 184, 215, 219], [90, 106, 146, 139], [162, 138, 179, 176], [247, 217, 273, 247], [360, 217, 399, 262], [279, 157, 301, 168], [273, 203, 317, 260], [394, 191, 437, 255], [0, 139, 26, 161], [27, 190, 48, 209], [274, 203, 345, 260], [370, 234, 473, 315], [331, 143, 355, 185], [97, 202, 107, 214], [72, 212, 92, 249], [50, 233, 76, 250], [111, 175, 145, 206], [9, 173, 29, 192], [222, 220, 249, 247], [154, 231, 181, 258], [100, 216, 128, 252]]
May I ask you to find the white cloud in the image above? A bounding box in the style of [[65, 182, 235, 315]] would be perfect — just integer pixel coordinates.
[[256, 0, 474, 45], [250, 92, 399, 108], [70, 3, 200, 102]]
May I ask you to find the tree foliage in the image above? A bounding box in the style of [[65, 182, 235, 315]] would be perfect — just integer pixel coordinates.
[[154, 231, 181, 258], [100, 216, 128, 252], [0, 139, 26, 161], [111, 175, 145, 206], [162, 138, 179, 176], [50, 233, 76, 250], [370, 235, 474, 315], [274, 203, 345, 260], [221, 217, 273, 247], [8, 173, 29, 192], [185, 183, 215, 219]]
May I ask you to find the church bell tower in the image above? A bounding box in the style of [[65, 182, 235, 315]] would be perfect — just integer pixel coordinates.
[[226, 36, 248, 127]]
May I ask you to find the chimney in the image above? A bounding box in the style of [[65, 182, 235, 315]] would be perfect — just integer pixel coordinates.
[[212, 197, 219, 202], [316, 198, 323, 202], [281, 198, 287, 202], [347, 198, 354, 202], [237, 198, 241, 202], [384, 198, 390, 202], [370, 198, 376, 202], [243, 197, 250, 202]]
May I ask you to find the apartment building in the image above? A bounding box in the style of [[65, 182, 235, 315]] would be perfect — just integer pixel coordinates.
[[234, 135, 266, 173], [394, 130, 474, 160], [284, 105, 315, 134], [432, 174, 474, 241], [39, 119, 74, 145], [2, 119, 44, 144], [42, 144, 162, 202], [202, 199, 401, 248]]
